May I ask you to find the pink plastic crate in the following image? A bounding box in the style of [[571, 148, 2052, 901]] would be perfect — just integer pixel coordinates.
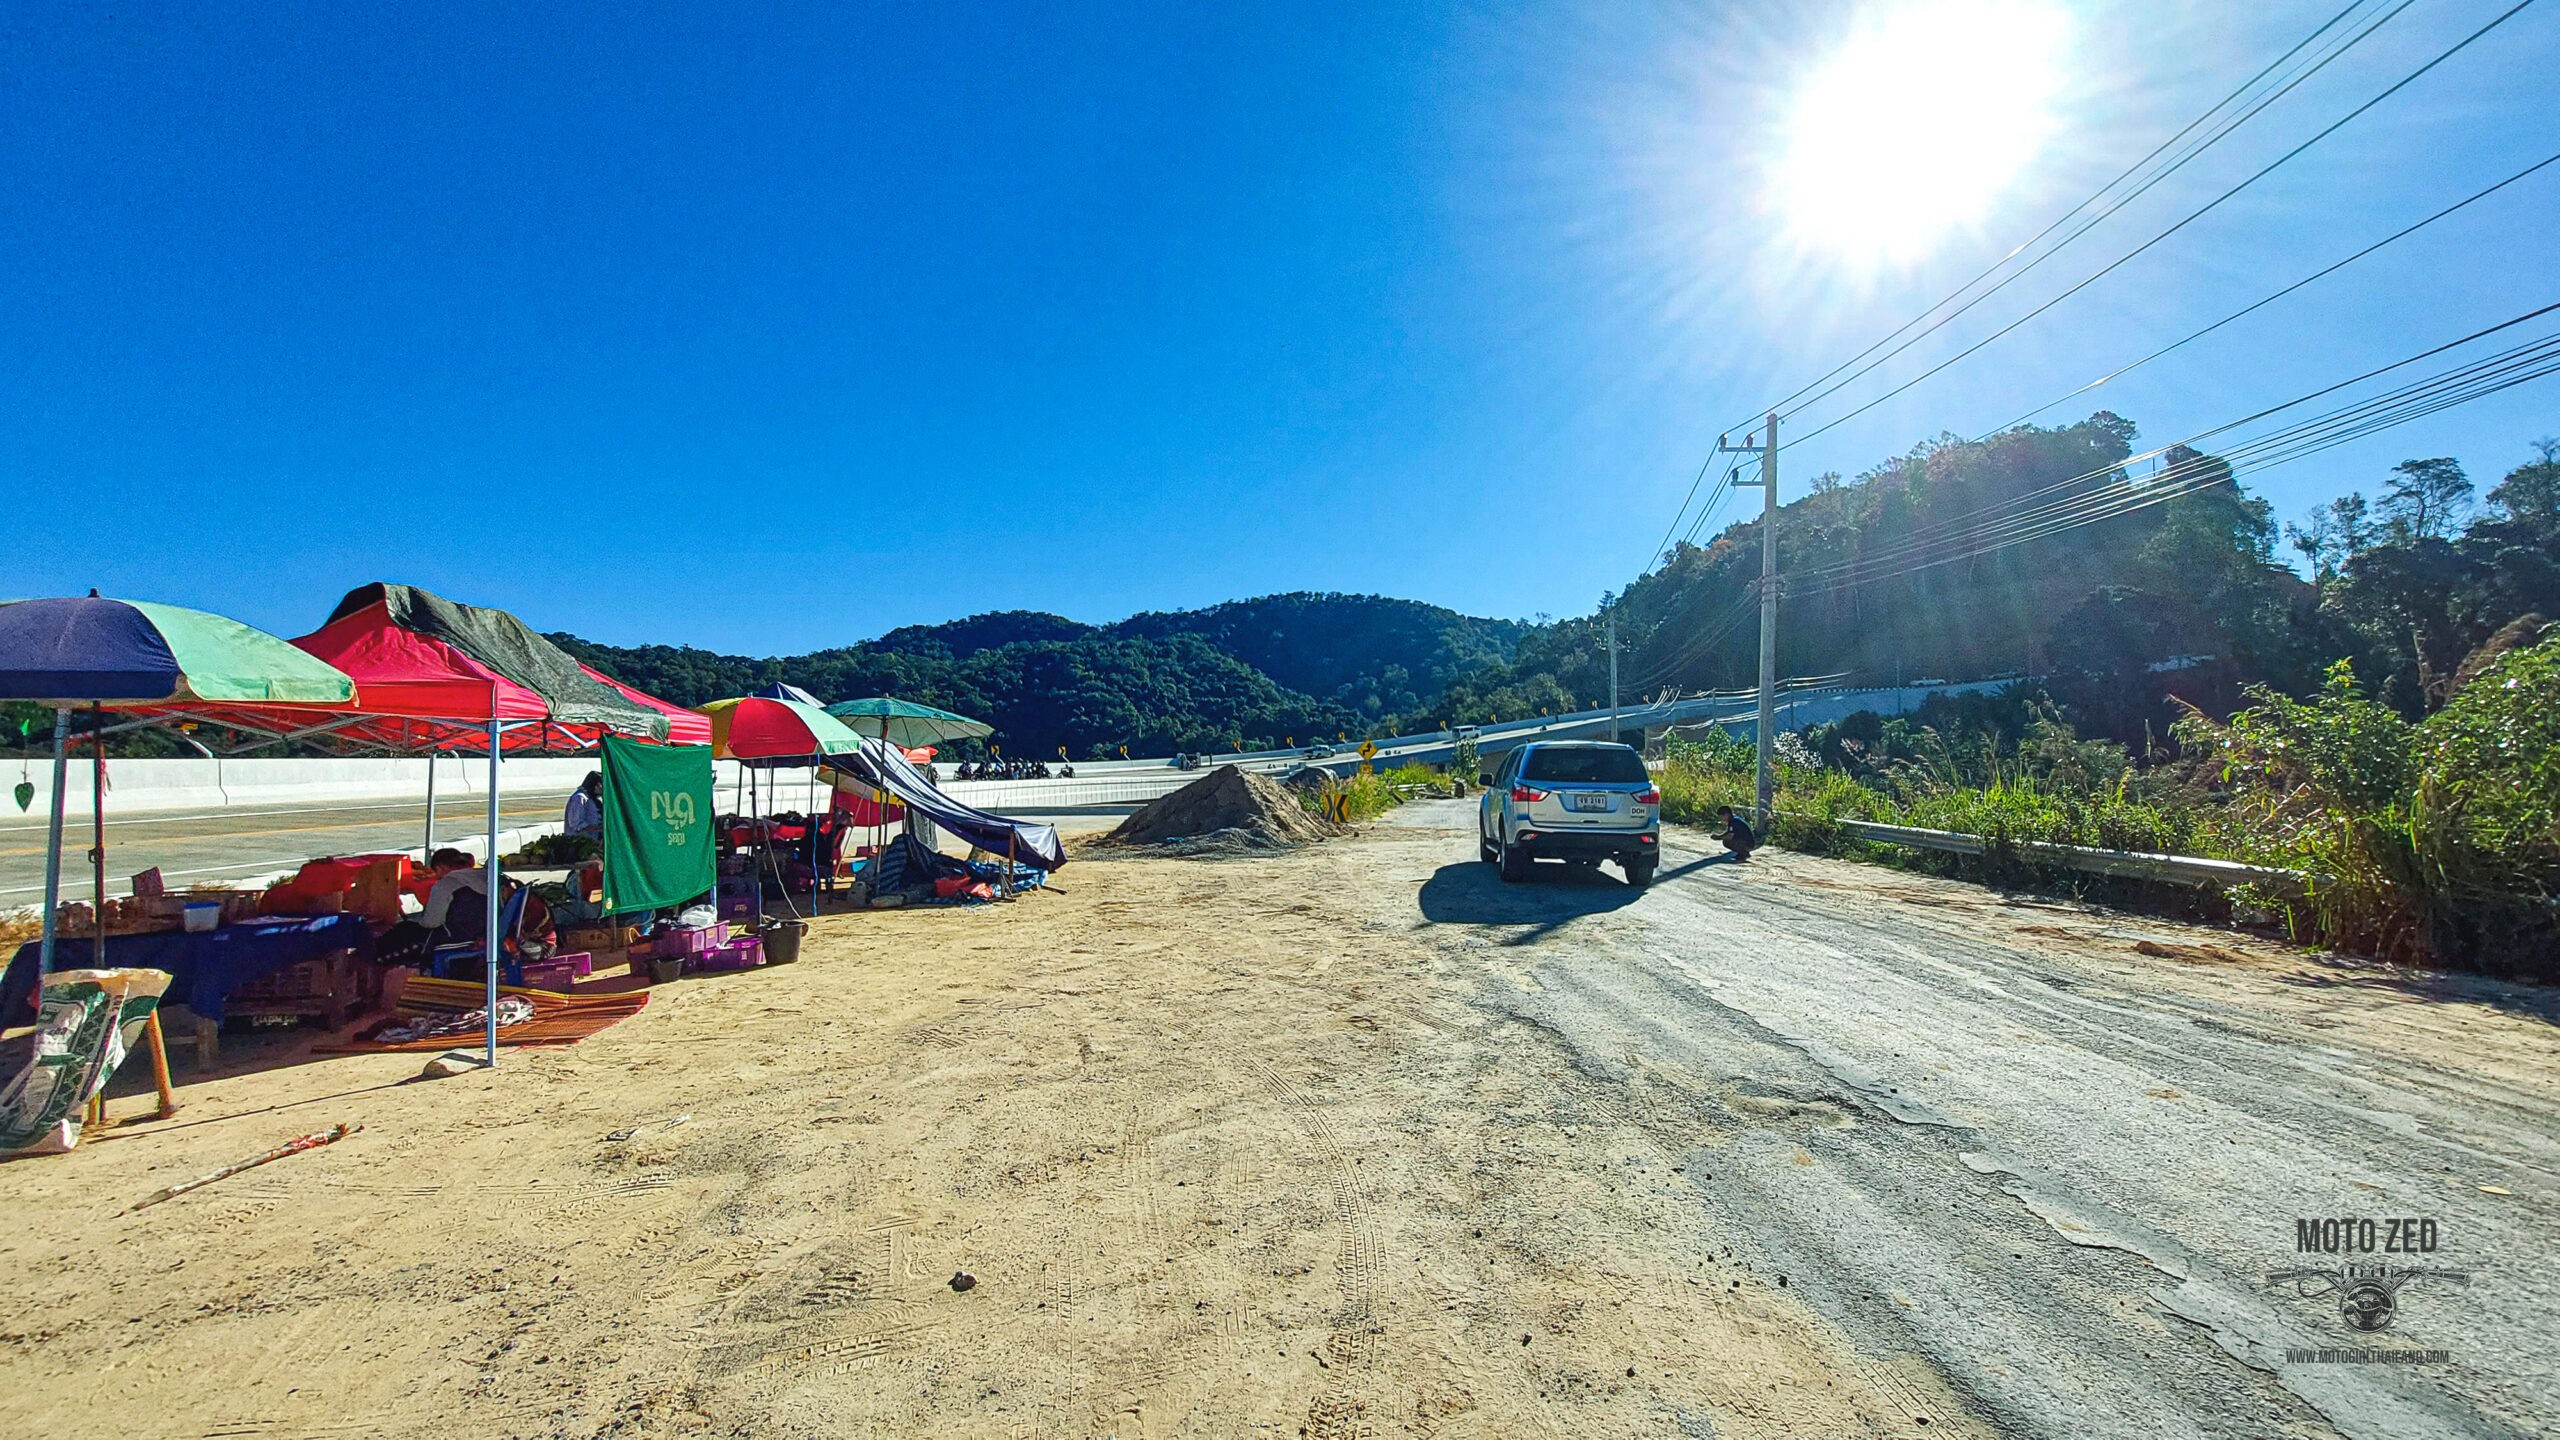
[[664, 924, 728, 957], [685, 936, 762, 974], [548, 951, 594, 978], [520, 959, 581, 992]]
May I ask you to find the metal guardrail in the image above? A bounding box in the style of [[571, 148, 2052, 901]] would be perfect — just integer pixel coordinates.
[[1814, 817, 2307, 897]]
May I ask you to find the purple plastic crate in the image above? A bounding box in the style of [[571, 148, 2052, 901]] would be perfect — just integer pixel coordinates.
[[685, 936, 762, 974], [520, 959, 580, 992], [665, 924, 729, 957]]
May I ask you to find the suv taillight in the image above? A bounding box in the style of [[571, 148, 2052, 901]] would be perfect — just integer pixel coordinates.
[[1510, 785, 1548, 803], [1636, 787, 1660, 806]]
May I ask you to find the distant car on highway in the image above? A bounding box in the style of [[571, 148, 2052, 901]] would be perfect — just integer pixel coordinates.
[[1450, 725, 1480, 742], [1477, 740, 1658, 887], [1303, 743, 1337, 758]]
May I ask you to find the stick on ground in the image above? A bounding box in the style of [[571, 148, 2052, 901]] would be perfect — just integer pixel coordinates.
[[125, 1122, 360, 1213]]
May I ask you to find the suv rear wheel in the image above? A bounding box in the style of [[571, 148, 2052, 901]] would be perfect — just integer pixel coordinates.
[[1498, 841, 1530, 883], [1624, 855, 1656, 888]]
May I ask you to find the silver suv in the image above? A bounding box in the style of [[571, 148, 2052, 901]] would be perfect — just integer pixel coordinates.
[[1477, 741, 1660, 886]]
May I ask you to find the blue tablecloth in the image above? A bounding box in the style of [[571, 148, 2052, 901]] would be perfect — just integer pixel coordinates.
[[4, 915, 374, 1025]]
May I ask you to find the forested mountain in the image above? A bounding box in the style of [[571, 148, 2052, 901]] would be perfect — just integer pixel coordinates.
[[1432, 414, 2558, 745], [553, 413, 2557, 761], [16, 413, 2544, 768], [1610, 413, 2322, 742], [870, 611, 1093, 659], [551, 592, 1520, 758], [1103, 594, 1528, 708]]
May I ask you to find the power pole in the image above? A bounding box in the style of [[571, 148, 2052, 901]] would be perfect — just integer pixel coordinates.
[[1606, 608, 1620, 744], [1719, 414, 1779, 830]]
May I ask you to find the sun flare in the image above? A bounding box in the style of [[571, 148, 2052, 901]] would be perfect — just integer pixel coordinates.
[[1772, 0, 2072, 267]]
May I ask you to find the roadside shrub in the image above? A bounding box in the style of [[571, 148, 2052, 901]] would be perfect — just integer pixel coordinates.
[[2182, 644, 2560, 972]]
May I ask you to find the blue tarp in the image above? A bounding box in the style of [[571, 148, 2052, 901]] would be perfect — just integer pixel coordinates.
[[826, 737, 1065, 871], [4, 914, 374, 1025]]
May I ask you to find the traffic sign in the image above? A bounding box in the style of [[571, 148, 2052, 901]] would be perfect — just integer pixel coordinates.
[[1358, 740, 1378, 760]]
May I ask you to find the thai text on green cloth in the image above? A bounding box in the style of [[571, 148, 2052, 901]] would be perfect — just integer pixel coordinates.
[[601, 736, 714, 914]]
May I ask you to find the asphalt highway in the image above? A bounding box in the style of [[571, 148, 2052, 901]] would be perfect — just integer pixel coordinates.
[[1391, 798, 2555, 1440], [0, 792, 1141, 904], [0, 792, 578, 903]]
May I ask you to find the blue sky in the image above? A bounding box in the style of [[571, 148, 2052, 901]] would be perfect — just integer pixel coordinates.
[[6, 2, 2556, 651]]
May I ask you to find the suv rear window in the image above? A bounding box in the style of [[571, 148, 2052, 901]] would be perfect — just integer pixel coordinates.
[[1521, 746, 1648, 784]]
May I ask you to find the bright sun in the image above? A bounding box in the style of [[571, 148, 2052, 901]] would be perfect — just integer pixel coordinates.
[[1773, 0, 2072, 267]]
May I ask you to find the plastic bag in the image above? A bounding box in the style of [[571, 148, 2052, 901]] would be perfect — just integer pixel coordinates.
[[676, 904, 718, 930]]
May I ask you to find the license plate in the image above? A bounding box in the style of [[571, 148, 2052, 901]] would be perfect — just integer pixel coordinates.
[[1569, 793, 1612, 812]]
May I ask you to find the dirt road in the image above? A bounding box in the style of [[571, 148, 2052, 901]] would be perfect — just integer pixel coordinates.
[[1, 802, 2550, 1438]]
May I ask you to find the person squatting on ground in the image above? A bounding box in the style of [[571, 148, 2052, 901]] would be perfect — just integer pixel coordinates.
[[1718, 805, 1757, 861]]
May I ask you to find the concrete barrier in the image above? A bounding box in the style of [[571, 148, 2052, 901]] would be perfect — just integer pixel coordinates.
[[33, 755, 598, 818], [19, 753, 1204, 822]]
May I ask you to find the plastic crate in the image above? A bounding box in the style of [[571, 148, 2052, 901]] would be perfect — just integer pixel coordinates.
[[686, 936, 762, 974], [520, 958, 581, 992], [663, 924, 728, 957]]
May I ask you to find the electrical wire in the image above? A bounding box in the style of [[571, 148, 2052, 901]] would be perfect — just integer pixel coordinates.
[[1802, 299, 2560, 571], [1779, 0, 2543, 449], [1646, 451, 1723, 570], [1703, 0, 2406, 449], [1624, 585, 1764, 691], [1803, 336, 2560, 589], [1973, 146, 2560, 438], [1657, 0, 2401, 560], [1678, 453, 1747, 549], [1784, 312, 2560, 595]]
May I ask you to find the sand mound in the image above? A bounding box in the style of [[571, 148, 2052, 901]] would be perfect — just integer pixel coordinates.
[[1109, 765, 1345, 849]]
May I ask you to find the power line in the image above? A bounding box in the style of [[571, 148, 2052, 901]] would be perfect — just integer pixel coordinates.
[[1624, 586, 1762, 691], [1655, 0, 2398, 563], [1646, 451, 1723, 570], [1808, 299, 2560, 573], [1783, 308, 2560, 595], [1677, 453, 1746, 549], [1974, 146, 2560, 438], [1699, 0, 2396, 448], [1779, 0, 2544, 450], [1806, 335, 2560, 589]]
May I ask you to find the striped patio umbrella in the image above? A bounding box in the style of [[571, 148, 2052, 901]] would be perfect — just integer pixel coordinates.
[[0, 594, 357, 988]]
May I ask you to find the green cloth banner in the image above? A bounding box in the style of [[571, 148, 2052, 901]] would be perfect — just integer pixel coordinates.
[[601, 736, 714, 915]]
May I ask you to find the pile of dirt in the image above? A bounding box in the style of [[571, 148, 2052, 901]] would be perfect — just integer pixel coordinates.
[[1107, 764, 1346, 849]]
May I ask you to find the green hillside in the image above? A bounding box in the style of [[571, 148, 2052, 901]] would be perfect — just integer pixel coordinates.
[[551, 592, 1523, 758]]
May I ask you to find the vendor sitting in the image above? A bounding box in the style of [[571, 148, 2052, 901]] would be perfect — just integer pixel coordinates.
[[376, 849, 493, 970], [564, 771, 604, 838]]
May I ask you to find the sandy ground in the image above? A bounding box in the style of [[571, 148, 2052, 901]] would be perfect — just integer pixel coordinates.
[[1, 808, 2551, 1438]]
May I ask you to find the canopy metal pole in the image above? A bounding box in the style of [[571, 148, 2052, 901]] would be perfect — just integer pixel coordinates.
[[90, 704, 106, 968], [36, 707, 68, 980], [485, 714, 502, 1068], [421, 749, 438, 864]]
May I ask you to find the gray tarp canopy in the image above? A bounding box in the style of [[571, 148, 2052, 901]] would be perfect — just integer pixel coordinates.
[[827, 737, 1066, 871], [328, 582, 671, 741]]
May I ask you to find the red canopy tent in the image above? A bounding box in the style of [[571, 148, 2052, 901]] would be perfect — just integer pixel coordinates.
[[582, 665, 712, 746], [118, 583, 702, 1067]]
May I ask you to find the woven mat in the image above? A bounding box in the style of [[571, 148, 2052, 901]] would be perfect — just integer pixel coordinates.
[[319, 977, 649, 1053]]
